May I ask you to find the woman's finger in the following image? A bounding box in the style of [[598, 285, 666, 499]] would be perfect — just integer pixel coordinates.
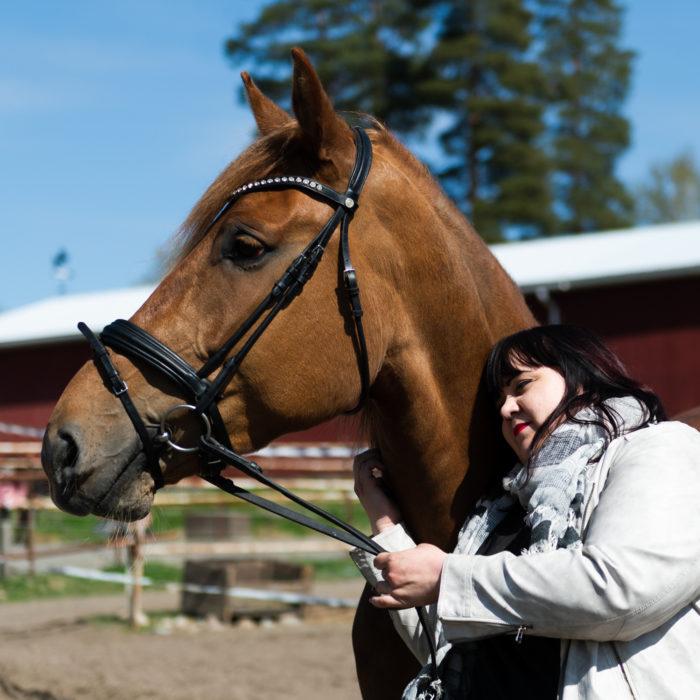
[[373, 580, 393, 595], [374, 552, 391, 569], [369, 593, 405, 609]]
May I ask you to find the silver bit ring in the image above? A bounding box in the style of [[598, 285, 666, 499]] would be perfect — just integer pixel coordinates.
[[159, 404, 211, 453]]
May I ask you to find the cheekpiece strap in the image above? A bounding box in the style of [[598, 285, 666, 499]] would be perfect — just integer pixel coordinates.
[[77, 322, 165, 489]]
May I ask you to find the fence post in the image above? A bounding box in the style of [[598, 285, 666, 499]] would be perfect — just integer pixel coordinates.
[[0, 508, 12, 579], [127, 516, 149, 628], [25, 505, 35, 577]]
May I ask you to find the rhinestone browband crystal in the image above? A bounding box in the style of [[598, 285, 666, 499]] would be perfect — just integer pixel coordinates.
[[232, 177, 324, 197]]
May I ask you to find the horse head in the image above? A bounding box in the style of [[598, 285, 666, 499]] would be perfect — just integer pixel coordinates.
[[42, 49, 532, 544], [42, 49, 401, 520]]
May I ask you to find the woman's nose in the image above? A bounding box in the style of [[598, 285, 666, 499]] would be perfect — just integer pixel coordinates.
[[500, 394, 517, 419]]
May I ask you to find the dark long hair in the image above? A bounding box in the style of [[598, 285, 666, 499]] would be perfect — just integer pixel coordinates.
[[486, 325, 667, 460]]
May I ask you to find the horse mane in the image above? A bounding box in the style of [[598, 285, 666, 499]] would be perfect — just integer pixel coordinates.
[[169, 116, 480, 271]]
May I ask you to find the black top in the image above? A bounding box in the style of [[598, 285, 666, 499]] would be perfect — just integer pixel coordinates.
[[444, 503, 560, 699]]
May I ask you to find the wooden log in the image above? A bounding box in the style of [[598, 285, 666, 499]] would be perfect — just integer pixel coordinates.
[[181, 558, 313, 621]]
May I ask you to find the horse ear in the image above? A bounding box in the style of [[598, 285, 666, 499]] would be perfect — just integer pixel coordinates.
[[290, 48, 353, 160], [241, 72, 291, 135]]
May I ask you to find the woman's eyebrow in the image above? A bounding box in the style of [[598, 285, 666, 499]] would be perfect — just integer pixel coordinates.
[[505, 370, 525, 387], [498, 372, 523, 402]]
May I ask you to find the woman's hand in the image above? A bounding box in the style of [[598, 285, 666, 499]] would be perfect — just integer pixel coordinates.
[[370, 544, 447, 608], [353, 449, 401, 535]]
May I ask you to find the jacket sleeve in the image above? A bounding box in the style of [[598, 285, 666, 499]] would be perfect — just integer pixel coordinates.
[[438, 423, 700, 642], [350, 524, 443, 665]]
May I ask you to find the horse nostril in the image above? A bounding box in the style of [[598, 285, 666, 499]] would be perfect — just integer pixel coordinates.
[[55, 429, 80, 471]]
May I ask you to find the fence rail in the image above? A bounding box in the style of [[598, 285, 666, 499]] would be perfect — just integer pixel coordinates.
[[51, 565, 357, 609]]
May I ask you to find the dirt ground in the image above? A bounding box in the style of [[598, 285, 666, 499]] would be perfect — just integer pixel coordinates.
[[0, 581, 366, 700]]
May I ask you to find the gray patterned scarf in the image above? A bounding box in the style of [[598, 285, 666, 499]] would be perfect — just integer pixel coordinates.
[[504, 394, 649, 554], [405, 396, 650, 700]]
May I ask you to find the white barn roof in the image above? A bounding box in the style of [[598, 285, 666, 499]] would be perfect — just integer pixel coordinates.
[[0, 286, 155, 349], [491, 220, 700, 293], [1, 221, 699, 348]]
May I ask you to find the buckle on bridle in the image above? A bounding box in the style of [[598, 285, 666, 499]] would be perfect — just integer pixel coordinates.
[[113, 380, 129, 396], [156, 404, 212, 454]]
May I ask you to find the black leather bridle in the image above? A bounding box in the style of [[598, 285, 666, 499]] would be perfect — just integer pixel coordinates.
[[79, 127, 372, 487], [77, 126, 439, 683]]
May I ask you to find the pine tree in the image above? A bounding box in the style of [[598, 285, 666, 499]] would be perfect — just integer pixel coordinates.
[[538, 0, 634, 233], [224, 0, 434, 134], [426, 0, 554, 241], [225, 0, 635, 241]]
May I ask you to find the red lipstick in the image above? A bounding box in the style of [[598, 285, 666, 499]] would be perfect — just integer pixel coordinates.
[[513, 422, 530, 436]]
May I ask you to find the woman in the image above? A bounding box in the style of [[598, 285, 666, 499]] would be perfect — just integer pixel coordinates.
[[351, 325, 700, 699]]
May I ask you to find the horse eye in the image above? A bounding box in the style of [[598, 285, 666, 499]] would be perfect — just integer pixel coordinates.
[[224, 233, 268, 266]]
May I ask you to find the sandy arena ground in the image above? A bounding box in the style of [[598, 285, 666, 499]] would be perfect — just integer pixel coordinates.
[[0, 581, 365, 700]]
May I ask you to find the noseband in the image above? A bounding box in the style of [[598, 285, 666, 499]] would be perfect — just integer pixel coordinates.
[[79, 127, 373, 490], [78, 126, 439, 681]]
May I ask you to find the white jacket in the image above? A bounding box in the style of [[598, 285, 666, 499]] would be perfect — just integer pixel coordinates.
[[351, 421, 700, 699]]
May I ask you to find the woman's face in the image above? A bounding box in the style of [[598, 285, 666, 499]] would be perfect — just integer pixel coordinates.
[[499, 363, 567, 462]]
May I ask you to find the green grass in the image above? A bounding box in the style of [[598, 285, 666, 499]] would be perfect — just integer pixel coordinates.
[[5, 499, 368, 603], [34, 506, 195, 543], [105, 557, 360, 583], [102, 561, 182, 584], [33, 500, 371, 544], [151, 500, 370, 539], [33, 509, 107, 544], [0, 572, 123, 602], [294, 557, 362, 580], [0, 556, 359, 605], [0, 562, 183, 603]]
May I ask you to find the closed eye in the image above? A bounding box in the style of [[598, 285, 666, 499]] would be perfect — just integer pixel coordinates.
[[515, 379, 531, 393]]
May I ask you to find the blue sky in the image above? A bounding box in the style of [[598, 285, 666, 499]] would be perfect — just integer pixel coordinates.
[[1, 0, 699, 310]]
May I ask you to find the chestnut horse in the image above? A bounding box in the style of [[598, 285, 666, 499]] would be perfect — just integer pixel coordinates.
[[41, 50, 534, 697]]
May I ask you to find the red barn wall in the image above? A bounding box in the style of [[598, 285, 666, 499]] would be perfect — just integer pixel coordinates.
[[2, 273, 698, 441], [0, 340, 360, 443], [0, 341, 90, 435], [526, 276, 700, 416]]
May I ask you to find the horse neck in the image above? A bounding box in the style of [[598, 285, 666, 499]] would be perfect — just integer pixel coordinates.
[[366, 196, 534, 549]]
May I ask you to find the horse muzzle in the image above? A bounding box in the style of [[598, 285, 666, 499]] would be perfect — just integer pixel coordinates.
[[41, 421, 155, 520]]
